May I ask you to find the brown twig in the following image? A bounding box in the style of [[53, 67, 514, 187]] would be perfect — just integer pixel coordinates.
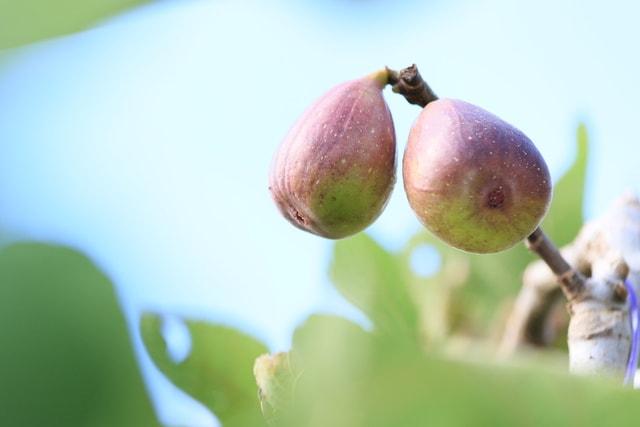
[[385, 64, 438, 108], [526, 227, 585, 299]]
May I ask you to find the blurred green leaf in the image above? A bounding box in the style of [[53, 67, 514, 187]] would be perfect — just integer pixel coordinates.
[[141, 313, 268, 427], [257, 315, 407, 426], [0, 242, 158, 426], [405, 232, 533, 338], [292, 315, 377, 379], [0, 0, 150, 50], [280, 314, 640, 427], [285, 315, 377, 427], [541, 123, 589, 246], [330, 234, 419, 341]]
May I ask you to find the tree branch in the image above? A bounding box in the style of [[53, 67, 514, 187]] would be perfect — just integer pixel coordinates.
[[385, 64, 438, 107], [500, 194, 638, 378], [526, 227, 585, 300]]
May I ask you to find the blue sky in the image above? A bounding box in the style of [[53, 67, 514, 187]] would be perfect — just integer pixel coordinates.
[[0, 0, 639, 425]]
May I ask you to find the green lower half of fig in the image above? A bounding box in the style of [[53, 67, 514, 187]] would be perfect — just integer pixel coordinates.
[[273, 167, 394, 239], [413, 190, 549, 253]]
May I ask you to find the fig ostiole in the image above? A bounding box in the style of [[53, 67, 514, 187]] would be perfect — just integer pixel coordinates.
[[269, 70, 396, 239], [403, 98, 552, 253]]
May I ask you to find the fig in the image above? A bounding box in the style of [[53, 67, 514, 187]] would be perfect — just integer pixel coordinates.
[[403, 99, 552, 253], [269, 70, 396, 239]]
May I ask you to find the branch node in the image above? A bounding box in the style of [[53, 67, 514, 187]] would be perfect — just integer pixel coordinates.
[[385, 64, 438, 108], [614, 281, 628, 303]]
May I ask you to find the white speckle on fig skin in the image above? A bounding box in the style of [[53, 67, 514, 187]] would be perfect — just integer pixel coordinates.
[[269, 72, 396, 238]]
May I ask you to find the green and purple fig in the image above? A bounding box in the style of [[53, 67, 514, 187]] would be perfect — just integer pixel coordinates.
[[403, 99, 552, 253], [269, 70, 396, 239]]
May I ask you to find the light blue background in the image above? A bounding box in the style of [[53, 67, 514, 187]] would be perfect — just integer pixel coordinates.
[[0, 0, 638, 425]]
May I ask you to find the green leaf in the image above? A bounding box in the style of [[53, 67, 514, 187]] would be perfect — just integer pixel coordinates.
[[0, 242, 158, 427], [141, 313, 268, 427], [541, 123, 589, 246], [253, 317, 374, 426], [0, 0, 150, 50], [285, 315, 379, 427], [282, 320, 640, 427], [404, 233, 534, 338], [292, 314, 376, 376], [330, 234, 419, 341]]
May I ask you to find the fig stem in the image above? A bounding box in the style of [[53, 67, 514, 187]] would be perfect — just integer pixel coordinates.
[[385, 64, 438, 107], [526, 227, 585, 299]]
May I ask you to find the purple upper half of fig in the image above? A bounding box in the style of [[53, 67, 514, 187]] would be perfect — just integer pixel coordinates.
[[269, 71, 396, 239], [403, 99, 552, 253]]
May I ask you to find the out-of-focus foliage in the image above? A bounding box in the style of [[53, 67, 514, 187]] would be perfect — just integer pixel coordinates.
[[541, 124, 588, 247], [143, 125, 595, 425], [332, 125, 589, 343], [152, 312, 640, 427], [0, 0, 149, 50], [271, 314, 640, 427], [331, 235, 419, 342], [141, 313, 268, 427], [0, 243, 158, 426]]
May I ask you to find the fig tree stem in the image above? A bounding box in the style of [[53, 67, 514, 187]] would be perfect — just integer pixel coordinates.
[[526, 227, 585, 299], [385, 65, 438, 107], [386, 64, 586, 299]]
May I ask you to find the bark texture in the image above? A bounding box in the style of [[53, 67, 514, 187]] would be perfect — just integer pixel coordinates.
[[500, 192, 640, 378]]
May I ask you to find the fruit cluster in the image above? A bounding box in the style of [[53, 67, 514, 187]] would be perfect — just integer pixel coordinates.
[[269, 66, 551, 253]]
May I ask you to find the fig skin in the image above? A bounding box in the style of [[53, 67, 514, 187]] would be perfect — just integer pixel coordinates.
[[269, 71, 396, 239], [403, 99, 552, 253]]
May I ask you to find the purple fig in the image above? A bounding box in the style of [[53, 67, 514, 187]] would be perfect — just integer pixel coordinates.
[[269, 70, 396, 239], [403, 99, 552, 253]]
